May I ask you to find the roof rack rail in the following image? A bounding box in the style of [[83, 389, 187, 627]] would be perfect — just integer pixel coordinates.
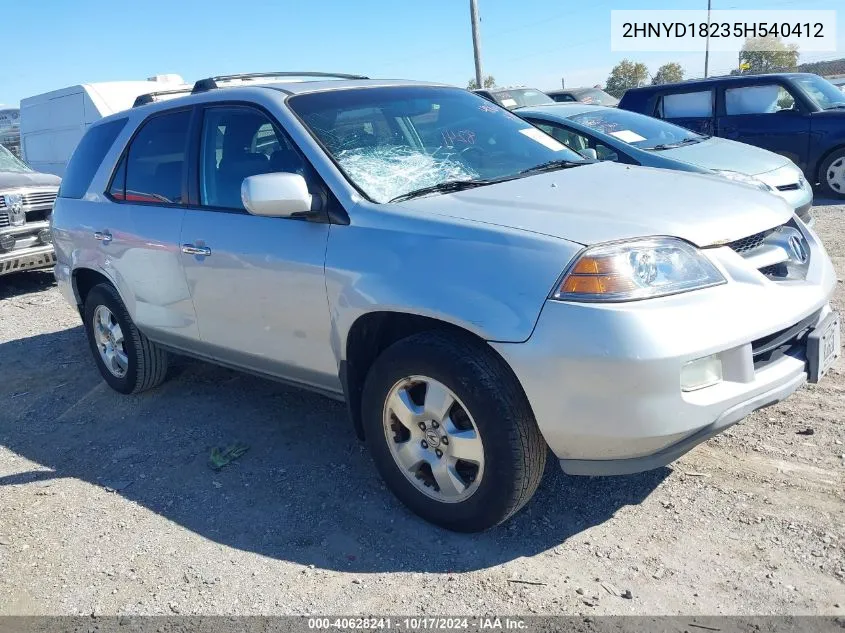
[[133, 87, 193, 108], [192, 71, 370, 93]]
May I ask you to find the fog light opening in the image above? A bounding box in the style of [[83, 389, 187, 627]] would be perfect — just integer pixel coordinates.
[[682, 355, 723, 392], [0, 234, 15, 253]]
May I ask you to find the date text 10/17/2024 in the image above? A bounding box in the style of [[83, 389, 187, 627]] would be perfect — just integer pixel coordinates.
[[307, 617, 528, 630]]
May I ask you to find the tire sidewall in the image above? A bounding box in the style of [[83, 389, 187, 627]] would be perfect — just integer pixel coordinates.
[[362, 335, 529, 531], [83, 285, 139, 394], [820, 149, 845, 199]]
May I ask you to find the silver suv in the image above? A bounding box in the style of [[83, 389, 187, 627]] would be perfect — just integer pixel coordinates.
[[52, 72, 840, 531]]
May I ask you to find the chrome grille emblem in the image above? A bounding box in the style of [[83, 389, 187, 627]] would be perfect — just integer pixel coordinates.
[[4, 194, 24, 227], [787, 235, 808, 264]]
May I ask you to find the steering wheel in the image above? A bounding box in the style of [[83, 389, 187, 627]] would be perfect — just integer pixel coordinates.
[[459, 144, 484, 168]]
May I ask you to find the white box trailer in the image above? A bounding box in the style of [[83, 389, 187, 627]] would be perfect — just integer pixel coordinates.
[[20, 76, 187, 176]]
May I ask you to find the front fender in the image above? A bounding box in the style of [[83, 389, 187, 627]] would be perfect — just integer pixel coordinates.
[[325, 204, 580, 361]]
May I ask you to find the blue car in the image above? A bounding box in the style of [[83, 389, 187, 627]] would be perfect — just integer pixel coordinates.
[[519, 103, 813, 224], [617, 73, 845, 199]]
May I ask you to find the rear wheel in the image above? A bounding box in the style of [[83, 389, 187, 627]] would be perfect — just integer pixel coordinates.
[[83, 283, 169, 394], [361, 331, 546, 532], [819, 148, 845, 199]]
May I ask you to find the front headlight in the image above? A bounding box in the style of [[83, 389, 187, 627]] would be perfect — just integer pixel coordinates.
[[552, 238, 726, 302], [712, 169, 774, 192]]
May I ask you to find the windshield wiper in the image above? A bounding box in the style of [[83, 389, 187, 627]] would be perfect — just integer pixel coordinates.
[[517, 159, 587, 176], [824, 104, 845, 110], [388, 179, 495, 203], [647, 137, 703, 151]]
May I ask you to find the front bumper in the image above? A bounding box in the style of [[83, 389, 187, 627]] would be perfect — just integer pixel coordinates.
[[492, 227, 837, 476], [0, 221, 55, 276], [0, 244, 56, 276]]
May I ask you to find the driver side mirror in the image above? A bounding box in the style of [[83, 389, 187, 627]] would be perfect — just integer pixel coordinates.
[[579, 148, 598, 160], [241, 173, 313, 218]]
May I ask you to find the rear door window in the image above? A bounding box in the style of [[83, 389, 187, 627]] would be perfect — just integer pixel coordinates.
[[656, 90, 714, 135], [725, 84, 796, 115], [59, 118, 127, 199], [659, 91, 713, 118], [114, 109, 191, 205]]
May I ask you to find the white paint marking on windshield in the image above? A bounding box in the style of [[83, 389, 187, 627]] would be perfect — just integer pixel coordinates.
[[609, 130, 647, 143], [519, 127, 566, 151]]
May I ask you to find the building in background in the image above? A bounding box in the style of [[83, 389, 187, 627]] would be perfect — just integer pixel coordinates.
[[0, 107, 21, 158]]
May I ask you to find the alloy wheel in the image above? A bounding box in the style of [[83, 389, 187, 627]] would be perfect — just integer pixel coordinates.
[[92, 305, 128, 378], [382, 375, 484, 503]]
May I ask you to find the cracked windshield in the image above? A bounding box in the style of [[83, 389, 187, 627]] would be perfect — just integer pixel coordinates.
[[289, 86, 585, 202]]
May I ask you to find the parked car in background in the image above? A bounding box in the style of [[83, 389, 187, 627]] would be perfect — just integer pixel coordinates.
[[52, 72, 838, 531], [546, 87, 619, 107], [618, 73, 845, 198], [0, 144, 60, 276], [20, 75, 187, 177], [473, 87, 554, 109], [520, 103, 814, 224]]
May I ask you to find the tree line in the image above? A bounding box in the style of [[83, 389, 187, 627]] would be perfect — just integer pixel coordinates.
[[604, 36, 802, 97], [466, 36, 824, 98]]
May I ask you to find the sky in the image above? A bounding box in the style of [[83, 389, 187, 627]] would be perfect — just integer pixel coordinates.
[[1, 0, 842, 107]]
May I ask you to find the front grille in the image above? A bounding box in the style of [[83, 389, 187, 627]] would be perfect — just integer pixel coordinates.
[[26, 209, 51, 223], [758, 264, 783, 277], [727, 228, 776, 254], [21, 191, 57, 207], [0, 212, 8, 228], [0, 196, 6, 208], [776, 183, 800, 192]]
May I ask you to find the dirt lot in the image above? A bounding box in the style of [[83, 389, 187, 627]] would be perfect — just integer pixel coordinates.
[[0, 203, 843, 617]]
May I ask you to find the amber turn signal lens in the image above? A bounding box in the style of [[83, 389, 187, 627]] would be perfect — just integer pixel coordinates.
[[560, 274, 637, 295], [570, 256, 617, 275]]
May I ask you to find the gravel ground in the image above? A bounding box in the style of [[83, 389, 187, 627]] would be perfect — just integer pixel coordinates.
[[0, 202, 843, 617]]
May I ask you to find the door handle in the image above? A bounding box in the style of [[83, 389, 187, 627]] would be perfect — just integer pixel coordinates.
[[182, 244, 211, 256], [93, 231, 112, 243]]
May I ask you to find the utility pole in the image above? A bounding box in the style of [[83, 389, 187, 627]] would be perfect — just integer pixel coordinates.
[[704, 0, 712, 77], [470, 0, 484, 88]]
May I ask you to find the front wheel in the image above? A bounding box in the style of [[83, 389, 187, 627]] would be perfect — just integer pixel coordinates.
[[819, 148, 845, 199], [361, 331, 547, 532]]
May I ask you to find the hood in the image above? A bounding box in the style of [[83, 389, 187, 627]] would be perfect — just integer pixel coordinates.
[[654, 137, 790, 176], [393, 162, 794, 247], [0, 170, 61, 191]]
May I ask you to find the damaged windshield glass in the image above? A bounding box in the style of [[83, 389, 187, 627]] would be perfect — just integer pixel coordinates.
[[288, 86, 586, 203]]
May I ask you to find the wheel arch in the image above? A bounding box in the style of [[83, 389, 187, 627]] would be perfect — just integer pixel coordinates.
[[341, 310, 531, 441], [72, 267, 114, 312]]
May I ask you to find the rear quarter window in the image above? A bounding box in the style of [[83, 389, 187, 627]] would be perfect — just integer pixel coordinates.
[[58, 118, 128, 199]]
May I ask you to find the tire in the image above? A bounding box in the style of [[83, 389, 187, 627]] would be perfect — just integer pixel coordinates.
[[83, 283, 169, 394], [361, 330, 546, 532], [818, 148, 845, 199]]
